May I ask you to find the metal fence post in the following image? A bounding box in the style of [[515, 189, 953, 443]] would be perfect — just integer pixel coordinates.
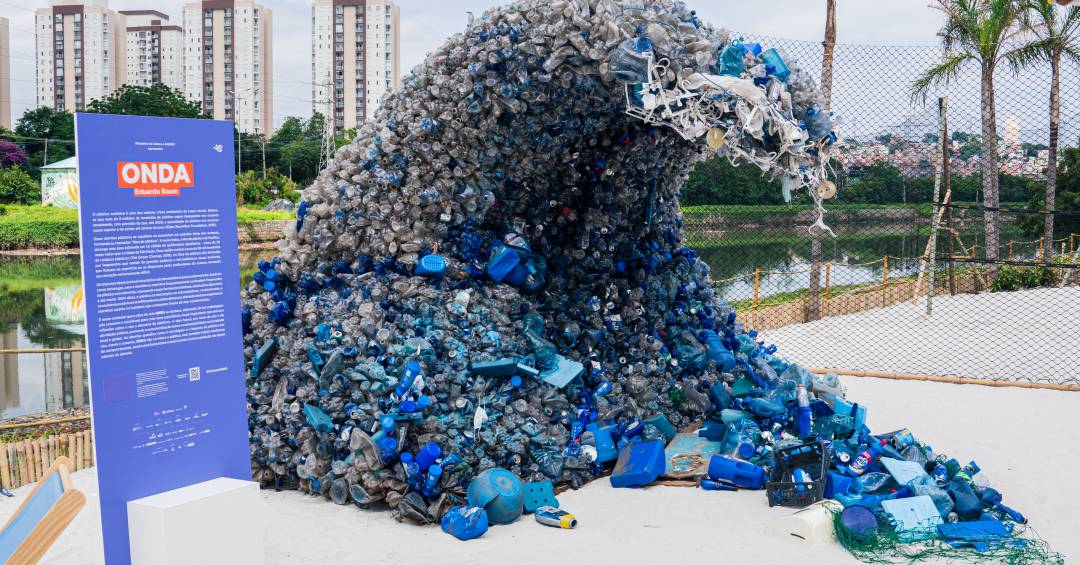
[[927, 96, 947, 317]]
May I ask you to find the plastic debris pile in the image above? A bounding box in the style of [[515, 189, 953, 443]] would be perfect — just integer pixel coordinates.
[[245, 0, 1053, 543]]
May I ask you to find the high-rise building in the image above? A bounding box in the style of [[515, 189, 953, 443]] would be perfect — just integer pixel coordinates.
[[311, 0, 400, 133], [183, 1, 273, 135], [35, 0, 126, 112], [1, 17, 10, 130], [1003, 115, 1021, 148], [121, 10, 184, 91]]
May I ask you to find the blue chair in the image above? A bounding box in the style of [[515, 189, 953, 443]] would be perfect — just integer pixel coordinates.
[[0, 456, 86, 564]]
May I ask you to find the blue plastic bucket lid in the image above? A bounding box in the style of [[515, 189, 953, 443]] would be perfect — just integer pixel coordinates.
[[839, 505, 878, 541]]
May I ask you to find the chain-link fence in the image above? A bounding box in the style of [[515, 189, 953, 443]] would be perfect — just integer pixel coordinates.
[[683, 34, 1080, 387]]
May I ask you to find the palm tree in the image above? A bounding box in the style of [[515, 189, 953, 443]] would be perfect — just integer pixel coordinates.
[[1011, 1, 1080, 263], [808, 0, 838, 322], [912, 0, 1027, 277]]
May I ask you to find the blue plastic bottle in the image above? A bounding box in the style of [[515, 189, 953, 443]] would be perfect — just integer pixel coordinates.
[[698, 330, 736, 372], [707, 455, 766, 489], [848, 440, 885, 476], [700, 479, 737, 492], [395, 361, 422, 399], [423, 464, 443, 497], [416, 442, 442, 472], [796, 384, 812, 436]]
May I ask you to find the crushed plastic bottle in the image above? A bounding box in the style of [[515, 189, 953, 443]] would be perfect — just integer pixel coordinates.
[[241, 0, 839, 525]]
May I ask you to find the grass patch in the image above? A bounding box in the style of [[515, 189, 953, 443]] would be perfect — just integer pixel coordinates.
[[0, 205, 293, 249], [681, 201, 1027, 221], [0, 205, 80, 249], [237, 208, 293, 224], [728, 282, 867, 311]]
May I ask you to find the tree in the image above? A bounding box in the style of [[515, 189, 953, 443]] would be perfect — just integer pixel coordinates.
[[1010, 1, 1080, 263], [1023, 143, 1080, 240], [13, 107, 75, 175], [235, 169, 300, 206], [265, 114, 328, 185], [0, 166, 41, 205], [0, 140, 28, 168], [682, 157, 783, 205], [912, 0, 1027, 277], [84, 83, 206, 119], [809, 0, 839, 322]]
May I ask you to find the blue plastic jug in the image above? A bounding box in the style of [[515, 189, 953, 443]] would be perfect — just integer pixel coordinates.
[[707, 455, 765, 489]]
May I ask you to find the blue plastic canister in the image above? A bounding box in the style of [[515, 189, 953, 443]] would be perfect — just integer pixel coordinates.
[[486, 246, 521, 282], [586, 422, 618, 463], [707, 455, 766, 489], [610, 440, 666, 488], [825, 470, 854, 499]]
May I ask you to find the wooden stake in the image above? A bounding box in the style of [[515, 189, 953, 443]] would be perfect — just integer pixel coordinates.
[[824, 260, 832, 313], [882, 254, 889, 306], [0, 445, 10, 490], [753, 267, 760, 311], [1008, 240, 1013, 260], [17, 443, 28, 486], [34, 440, 44, 479]]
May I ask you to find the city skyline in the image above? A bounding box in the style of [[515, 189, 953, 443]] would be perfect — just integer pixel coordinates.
[[0, 1, 1075, 145], [1, 0, 949, 130]]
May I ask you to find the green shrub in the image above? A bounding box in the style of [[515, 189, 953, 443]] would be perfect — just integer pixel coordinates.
[[992, 265, 1056, 292], [0, 166, 41, 205], [236, 169, 300, 206]]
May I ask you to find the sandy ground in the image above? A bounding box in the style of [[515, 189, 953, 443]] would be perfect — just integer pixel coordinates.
[[763, 286, 1080, 384], [2, 376, 1076, 565]]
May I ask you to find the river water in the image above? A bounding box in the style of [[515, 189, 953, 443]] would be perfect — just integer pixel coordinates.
[[0, 219, 1027, 418]]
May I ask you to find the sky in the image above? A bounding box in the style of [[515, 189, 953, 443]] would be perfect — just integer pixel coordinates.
[[0, 0, 947, 128]]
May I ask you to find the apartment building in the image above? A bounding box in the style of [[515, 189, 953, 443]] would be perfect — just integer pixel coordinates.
[[121, 10, 184, 91], [311, 0, 400, 133], [183, 1, 273, 135], [0, 17, 10, 129], [34, 0, 126, 112]]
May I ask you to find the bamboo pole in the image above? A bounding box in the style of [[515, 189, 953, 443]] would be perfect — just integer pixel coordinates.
[[8, 446, 16, 487], [1038, 237, 1044, 259], [808, 367, 1080, 392], [75, 433, 83, 471], [1009, 240, 1013, 260], [27, 441, 37, 482], [0, 347, 87, 355], [35, 441, 45, 479], [0, 415, 91, 431], [17, 443, 28, 484], [0, 446, 9, 489]]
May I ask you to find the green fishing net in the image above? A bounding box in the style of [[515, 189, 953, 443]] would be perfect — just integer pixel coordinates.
[[830, 508, 1063, 564]]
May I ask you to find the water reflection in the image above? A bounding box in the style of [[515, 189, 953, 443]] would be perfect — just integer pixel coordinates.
[[0, 221, 1030, 417]]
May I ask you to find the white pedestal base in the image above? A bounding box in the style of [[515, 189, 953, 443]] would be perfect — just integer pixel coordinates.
[[127, 477, 264, 565]]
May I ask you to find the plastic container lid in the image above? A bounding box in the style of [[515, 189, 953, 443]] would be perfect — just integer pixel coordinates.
[[415, 254, 446, 277], [839, 505, 878, 541]]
